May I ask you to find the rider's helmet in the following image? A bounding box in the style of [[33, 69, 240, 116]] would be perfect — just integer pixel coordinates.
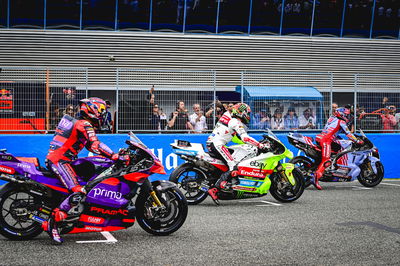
[[334, 107, 351, 122], [231, 103, 251, 124], [79, 97, 108, 128]]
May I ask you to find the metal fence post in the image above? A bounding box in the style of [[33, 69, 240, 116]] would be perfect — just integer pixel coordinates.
[[354, 73, 358, 132], [116, 68, 120, 134]]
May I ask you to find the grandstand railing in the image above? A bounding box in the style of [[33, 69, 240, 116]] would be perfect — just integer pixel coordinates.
[[0, 68, 399, 133]]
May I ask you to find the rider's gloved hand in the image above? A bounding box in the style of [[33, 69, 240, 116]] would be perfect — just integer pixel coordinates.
[[356, 139, 364, 145], [258, 142, 270, 150], [111, 153, 131, 166]]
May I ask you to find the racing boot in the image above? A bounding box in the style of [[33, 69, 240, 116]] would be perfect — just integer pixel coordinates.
[[208, 188, 220, 205], [42, 208, 67, 244], [313, 170, 323, 190]]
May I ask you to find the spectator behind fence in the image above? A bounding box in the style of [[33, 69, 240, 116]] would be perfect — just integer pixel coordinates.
[[51, 104, 62, 130], [101, 100, 113, 133], [148, 103, 161, 131], [284, 107, 299, 130], [382, 107, 397, 133], [189, 103, 207, 133], [250, 108, 271, 130], [159, 108, 167, 131], [393, 106, 400, 130], [64, 104, 76, 117], [332, 102, 338, 113], [205, 99, 226, 128], [144, 85, 157, 130], [168, 100, 194, 133], [298, 108, 316, 129], [271, 108, 285, 130]]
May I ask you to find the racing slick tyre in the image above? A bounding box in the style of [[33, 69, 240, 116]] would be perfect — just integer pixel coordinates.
[[136, 187, 188, 236], [289, 156, 314, 188], [169, 163, 208, 205], [269, 168, 305, 203], [358, 161, 384, 187], [0, 184, 43, 240]]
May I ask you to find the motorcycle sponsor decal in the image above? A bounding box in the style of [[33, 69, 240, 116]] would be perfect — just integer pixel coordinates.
[[80, 214, 105, 224], [238, 179, 257, 186], [17, 163, 32, 169], [0, 165, 15, 174], [232, 185, 256, 192], [238, 166, 272, 178], [92, 188, 122, 199], [0, 88, 13, 113], [90, 206, 128, 216], [84, 226, 103, 232], [249, 160, 267, 169], [0, 155, 13, 161]]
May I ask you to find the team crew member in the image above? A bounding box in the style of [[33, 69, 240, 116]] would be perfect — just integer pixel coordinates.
[[206, 103, 269, 202], [43, 97, 128, 244], [314, 107, 363, 190]]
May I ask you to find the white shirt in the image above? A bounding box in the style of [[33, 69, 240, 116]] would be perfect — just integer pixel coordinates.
[[299, 115, 316, 128], [189, 113, 207, 133], [271, 117, 285, 130]]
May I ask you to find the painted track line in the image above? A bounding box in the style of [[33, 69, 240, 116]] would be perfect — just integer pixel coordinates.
[[76, 231, 117, 244], [352, 186, 372, 190], [381, 182, 400, 187], [256, 200, 282, 206]]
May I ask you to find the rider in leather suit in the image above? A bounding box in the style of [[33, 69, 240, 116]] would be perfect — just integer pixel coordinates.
[[314, 107, 363, 190], [43, 97, 128, 244], [206, 103, 268, 202]]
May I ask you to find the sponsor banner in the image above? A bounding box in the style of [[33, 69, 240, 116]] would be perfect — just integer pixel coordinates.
[[0, 133, 398, 187], [0, 88, 13, 113]]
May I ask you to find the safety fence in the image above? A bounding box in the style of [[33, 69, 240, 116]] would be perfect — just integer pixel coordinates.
[[0, 67, 88, 133], [239, 71, 333, 131], [0, 67, 399, 133]]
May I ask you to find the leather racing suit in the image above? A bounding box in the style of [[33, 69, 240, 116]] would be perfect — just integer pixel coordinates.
[[46, 114, 115, 212], [206, 111, 264, 171], [315, 116, 359, 183]]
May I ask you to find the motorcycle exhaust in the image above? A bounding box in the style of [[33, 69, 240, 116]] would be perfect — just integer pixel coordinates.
[[0, 174, 25, 184]]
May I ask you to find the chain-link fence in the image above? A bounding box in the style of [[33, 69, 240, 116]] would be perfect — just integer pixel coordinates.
[[116, 69, 217, 133], [0, 67, 88, 133], [355, 74, 400, 133], [239, 71, 333, 131]]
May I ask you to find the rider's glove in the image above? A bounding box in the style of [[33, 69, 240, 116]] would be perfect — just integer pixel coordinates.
[[356, 139, 364, 145], [111, 153, 131, 166], [258, 142, 270, 150]]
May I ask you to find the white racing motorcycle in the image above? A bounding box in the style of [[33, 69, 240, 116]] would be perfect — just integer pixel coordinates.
[[169, 130, 305, 205]]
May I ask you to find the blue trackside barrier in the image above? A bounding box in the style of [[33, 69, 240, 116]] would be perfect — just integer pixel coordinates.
[[0, 133, 398, 185]]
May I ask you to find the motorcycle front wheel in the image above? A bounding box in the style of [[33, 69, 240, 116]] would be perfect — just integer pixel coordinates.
[[289, 156, 314, 188], [169, 163, 209, 205], [358, 161, 384, 187], [136, 187, 188, 236], [0, 184, 44, 240], [269, 168, 305, 203]]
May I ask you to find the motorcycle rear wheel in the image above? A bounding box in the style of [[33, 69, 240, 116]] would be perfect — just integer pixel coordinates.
[[136, 187, 188, 236], [358, 161, 384, 187], [289, 156, 314, 188], [0, 184, 44, 240], [169, 163, 209, 205], [269, 168, 305, 202]]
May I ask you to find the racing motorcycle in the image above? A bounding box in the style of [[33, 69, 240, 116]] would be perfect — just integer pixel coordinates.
[[0, 132, 188, 241], [287, 130, 384, 188], [169, 129, 305, 205]]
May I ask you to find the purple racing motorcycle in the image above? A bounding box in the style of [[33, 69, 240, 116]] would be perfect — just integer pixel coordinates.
[[287, 130, 384, 188], [0, 132, 187, 241]]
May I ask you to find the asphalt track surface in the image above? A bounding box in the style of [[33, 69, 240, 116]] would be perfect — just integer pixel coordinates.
[[0, 180, 400, 266]]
